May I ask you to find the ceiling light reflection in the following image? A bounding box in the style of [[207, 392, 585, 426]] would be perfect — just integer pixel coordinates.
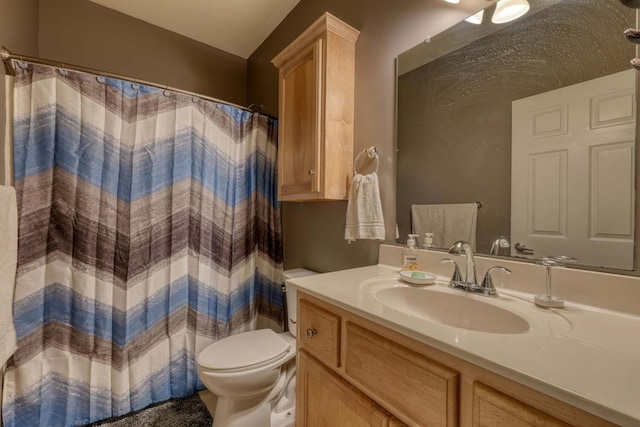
[[491, 0, 531, 24], [465, 10, 484, 25]]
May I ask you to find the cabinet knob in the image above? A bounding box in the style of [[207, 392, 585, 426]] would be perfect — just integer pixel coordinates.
[[308, 169, 316, 175], [306, 328, 317, 338]]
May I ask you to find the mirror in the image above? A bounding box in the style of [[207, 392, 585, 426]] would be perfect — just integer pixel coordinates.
[[396, 0, 637, 271]]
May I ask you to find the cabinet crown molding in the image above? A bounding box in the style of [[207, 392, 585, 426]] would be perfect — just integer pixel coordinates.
[[271, 12, 360, 68]]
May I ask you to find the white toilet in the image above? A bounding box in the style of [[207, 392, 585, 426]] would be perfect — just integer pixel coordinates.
[[197, 268, 317, 427]]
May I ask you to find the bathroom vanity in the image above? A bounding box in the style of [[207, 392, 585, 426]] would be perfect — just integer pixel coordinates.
[[288, 247, 640, 427]]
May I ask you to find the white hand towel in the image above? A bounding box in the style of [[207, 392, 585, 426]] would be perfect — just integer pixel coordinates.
[[411, 203, 478, 250], [345, 173, 385, 242], [0, 185, 17, 368]]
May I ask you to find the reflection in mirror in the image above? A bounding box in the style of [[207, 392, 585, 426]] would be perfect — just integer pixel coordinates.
[[396, 0, 637, 271]]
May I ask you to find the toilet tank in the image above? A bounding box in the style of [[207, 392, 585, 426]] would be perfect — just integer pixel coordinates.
[[283, 268, 317, 337]]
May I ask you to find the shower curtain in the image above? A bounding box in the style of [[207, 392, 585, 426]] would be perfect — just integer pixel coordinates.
[[2, 61, 283, 426]]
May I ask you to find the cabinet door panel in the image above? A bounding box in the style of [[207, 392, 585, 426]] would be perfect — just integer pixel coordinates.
[[345, 322, 459, 427], [298, 298, 341, 367], [279, 39, 322, 198], [297, 350, 389, 427], [473, 382, 569, 427]]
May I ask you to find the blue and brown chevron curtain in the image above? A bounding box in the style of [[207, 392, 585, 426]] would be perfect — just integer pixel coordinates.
[[2, 61, 283, 426]]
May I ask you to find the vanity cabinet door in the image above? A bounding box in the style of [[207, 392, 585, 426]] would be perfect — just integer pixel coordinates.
[[298, 298, 341, 367], [297, 350, 390, 427], [472, 382, 569, 427], [345, 322, 460, 427]]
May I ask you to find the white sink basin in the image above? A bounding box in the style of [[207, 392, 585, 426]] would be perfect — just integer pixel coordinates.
[[371, 285, 531, 334]]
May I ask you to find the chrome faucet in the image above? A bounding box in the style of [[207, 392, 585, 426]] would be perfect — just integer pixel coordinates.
[[447, 241, 478, 286], [442, 241, 511, 297]]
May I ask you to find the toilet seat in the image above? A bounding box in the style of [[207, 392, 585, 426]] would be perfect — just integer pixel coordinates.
[[198, 329, 292, 372]]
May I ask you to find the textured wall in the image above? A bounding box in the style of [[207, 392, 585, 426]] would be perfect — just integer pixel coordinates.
[[397, 1, 634, 255], [248, 0, 489, 272]]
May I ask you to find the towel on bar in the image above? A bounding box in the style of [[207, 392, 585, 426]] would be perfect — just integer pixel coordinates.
[[345, 173, 385, 242], [411, 203, 478, 250], [0, 185, 17, 368]]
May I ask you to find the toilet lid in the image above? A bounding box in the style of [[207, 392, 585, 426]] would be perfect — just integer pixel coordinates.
[[198, 329, 292, 371]]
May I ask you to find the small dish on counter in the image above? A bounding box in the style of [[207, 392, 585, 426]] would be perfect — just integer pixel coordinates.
[[399, 270, 437, 285]]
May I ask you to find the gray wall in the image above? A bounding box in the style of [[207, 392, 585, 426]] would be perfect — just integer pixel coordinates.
[[38, 0, 247, 106], [0, 0, 38, 56], [248, 0, 489, 272]]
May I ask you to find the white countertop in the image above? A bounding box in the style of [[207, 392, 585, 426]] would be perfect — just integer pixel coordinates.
[[287, 264, 640, 426]]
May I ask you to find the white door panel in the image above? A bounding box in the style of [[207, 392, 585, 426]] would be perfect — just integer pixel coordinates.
[[528, 150, 567, 236], [511, 69, 635, 269]]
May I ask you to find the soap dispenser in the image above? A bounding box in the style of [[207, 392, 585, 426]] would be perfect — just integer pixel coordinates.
[[401, 234, 420, 271], [422, 233, 435, 249]]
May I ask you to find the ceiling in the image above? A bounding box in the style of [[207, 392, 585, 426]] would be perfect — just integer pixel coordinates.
[[88, 0, 301, 59]]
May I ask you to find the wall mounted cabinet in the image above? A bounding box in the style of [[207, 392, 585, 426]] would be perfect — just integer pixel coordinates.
[[271, 13, 359, 201]]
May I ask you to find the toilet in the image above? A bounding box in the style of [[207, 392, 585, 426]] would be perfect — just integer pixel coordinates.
[[197, 268, 317, 427]]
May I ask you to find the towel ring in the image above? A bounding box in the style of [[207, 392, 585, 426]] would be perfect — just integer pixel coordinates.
[[354, 146, 379, 175]]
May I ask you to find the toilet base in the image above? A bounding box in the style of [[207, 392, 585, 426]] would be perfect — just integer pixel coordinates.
[[271, 408, 295, 427], [271, 362, 296, 427], [210, 359, 296, 427], [212, 394, 270, 427]]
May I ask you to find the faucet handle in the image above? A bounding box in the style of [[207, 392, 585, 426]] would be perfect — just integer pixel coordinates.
[[440, 258, 463, 284], [480, 266, 512, 297], [447, 240, 466, 255], [490, 236, 510, 255]]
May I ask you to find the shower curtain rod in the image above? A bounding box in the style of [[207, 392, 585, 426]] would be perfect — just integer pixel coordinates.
[[0, 46, 269, 116]]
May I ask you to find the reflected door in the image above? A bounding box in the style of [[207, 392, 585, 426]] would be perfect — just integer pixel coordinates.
[[511, 70, 635, 269]]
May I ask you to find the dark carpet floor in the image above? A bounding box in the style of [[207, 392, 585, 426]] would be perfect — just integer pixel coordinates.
[[85, 394, 212, 427]]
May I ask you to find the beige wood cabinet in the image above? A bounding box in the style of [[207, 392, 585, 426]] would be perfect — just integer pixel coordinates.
[[296, 291, 616, 427], [298, 350, 391, 426], [472, 382, 570, 427], [271, 13, 359, 201], [390, 417, 409, 427]]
